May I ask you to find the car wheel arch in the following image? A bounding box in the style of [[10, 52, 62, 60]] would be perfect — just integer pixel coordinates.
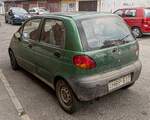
[[54, 76, 79, 101]]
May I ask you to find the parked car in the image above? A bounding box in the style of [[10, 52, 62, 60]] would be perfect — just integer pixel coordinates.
[[114, 7, 150, 38], [8, 12, 142, 113], [28, 7, 49, 16], [5, 7, 31, 25]]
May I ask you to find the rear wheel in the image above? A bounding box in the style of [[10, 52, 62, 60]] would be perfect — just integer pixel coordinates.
[[9, 50, 19, 70], [56, 80, 79, 114], [131, 27, 142, 38]]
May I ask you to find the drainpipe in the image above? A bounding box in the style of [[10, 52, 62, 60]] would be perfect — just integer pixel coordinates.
[[76, 0, 79, 12], [97, 0, 100, 12]]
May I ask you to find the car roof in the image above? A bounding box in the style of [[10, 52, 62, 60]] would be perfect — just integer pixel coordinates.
[[38, 12, 116, 20]]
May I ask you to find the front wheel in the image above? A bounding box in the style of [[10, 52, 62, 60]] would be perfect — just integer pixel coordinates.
[[56, 80, 79, 114], [9, 50, 19, 70], [131, 27, 142, 38]]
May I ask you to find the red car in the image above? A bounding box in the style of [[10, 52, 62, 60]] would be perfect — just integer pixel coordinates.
[[114, 7, 150, 38]]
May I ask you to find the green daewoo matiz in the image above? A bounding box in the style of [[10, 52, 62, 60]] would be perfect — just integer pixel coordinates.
[[9, 12, 142, 113]]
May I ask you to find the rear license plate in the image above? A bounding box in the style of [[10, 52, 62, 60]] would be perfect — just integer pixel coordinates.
[[108, 74, 131, 91]]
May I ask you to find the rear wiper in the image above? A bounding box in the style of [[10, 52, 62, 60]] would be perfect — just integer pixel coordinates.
[[119, 34, 130, 41]]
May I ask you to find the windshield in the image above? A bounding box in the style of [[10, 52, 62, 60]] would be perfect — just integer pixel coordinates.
[[145, 9, 150, 17], [79, 16, 135, 50], [12, 8, 27, 14]]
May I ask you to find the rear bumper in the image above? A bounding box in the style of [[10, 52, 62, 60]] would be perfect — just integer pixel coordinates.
[[69, 60, 142, 101]]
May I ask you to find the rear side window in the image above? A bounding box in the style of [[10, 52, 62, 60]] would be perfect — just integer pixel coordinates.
[[145, 9, 150, 17], [78, 16, 135, 50], [40, 19, 65, 48], [125, 9, 136, 17], [22, 19, 41, 41]]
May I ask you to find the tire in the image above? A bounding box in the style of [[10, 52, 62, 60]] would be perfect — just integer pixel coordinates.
[[9, 50, 19, 70], [131, 27, 142, 38], [10, 20, 14, 25], [5, 18, 8, 23], [56, 80, 79, 114], [122, 82, 135, 89]]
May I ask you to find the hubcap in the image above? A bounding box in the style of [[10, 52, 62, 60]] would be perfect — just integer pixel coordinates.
[[132, 28, 140, 37], [10, 52, 15, 67], [60, 87, 72, 104]]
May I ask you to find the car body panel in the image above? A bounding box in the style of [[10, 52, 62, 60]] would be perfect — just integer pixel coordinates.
[[9, 12, 142, 101]]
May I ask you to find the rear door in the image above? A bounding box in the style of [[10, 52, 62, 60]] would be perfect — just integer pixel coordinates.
[[144, 8, 150, 31], [32, 18, 66, 83], [124, 9, 141, 28]]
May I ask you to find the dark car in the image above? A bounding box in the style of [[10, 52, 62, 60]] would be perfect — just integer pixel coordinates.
[[5, 7, 31, 25], [9, 12, 142, 113], [114, 7, 150, 38]]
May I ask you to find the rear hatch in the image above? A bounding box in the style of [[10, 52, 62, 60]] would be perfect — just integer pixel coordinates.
[[77, 15, 139, 74]]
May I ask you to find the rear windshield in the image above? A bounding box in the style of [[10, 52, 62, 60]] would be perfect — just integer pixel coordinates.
[[145, 9, 150, 17], [78, 16, 135, 50]]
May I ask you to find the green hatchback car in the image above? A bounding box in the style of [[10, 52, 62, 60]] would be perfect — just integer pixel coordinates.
[[9, 12, 142, 113]]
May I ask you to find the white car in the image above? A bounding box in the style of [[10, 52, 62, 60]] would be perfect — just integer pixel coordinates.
[[28, 7, 49, 15]]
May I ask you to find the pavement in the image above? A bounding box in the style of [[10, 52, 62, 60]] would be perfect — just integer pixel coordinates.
[[0, 15, 150, 120]]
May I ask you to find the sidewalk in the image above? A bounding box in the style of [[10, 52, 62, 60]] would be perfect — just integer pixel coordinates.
[[0, 74, 20, 120]]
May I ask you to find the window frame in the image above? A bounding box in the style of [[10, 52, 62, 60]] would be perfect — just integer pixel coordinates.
[[39, 18, 66, 49], [124, 9, 137, 17], [20, 17, 43, 42], [114, 9, 124, 17]]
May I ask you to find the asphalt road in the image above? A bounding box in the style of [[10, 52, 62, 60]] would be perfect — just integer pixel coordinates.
[[0, 15, 150, 120]]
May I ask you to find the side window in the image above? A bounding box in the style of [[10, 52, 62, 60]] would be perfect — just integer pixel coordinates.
[[114, 10, 124, 17], [124, 9, 136, 17], [22, 19, 41, 41], [40, 19, 65, 48]]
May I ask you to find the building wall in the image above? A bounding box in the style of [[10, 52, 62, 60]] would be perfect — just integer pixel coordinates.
[[4, 0, 102, 12], [101, 0, 150, 13], [61, 0, 76, 12]]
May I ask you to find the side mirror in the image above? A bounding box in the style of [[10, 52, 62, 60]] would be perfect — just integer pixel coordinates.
[[14, 32, 21, 40]]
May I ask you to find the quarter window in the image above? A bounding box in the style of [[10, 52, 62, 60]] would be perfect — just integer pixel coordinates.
[[124, 10, 136, 17], [40, 19, 65, 48], [22, 19, 41, 41]]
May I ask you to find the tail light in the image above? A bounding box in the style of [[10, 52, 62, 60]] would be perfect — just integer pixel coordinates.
[[73, 55, 96, 69]]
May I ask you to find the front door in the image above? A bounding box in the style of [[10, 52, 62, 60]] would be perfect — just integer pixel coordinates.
[[17, 18, 42, 73]]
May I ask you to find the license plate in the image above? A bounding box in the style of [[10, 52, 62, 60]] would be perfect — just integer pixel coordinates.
[[108, 74, 131, 91]]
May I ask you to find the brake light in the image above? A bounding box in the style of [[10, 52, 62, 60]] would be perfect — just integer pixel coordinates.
[[73, 55, 96, 69]]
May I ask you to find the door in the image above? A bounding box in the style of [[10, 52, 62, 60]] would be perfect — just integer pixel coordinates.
[[79, 1, 97, 11], [32, 18, 66, 83], [17, 18, 42, 73], [124, 9, 141, 28]]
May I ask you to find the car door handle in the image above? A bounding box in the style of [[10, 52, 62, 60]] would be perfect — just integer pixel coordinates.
[[54, 52, 61, 58]]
